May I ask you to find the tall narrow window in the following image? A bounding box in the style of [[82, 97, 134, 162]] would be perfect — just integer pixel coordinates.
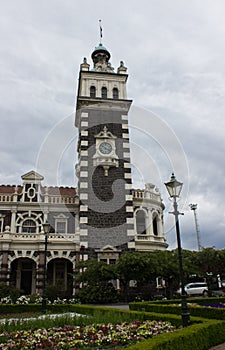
[[101, 87, 107, 99], [22, 219, 36, 233], [90, 86, 96, 98], [113, 87, 119, 99], [0, 217, 4, 232], [153, 216, 158, 236], [136, 210, 146, 234]]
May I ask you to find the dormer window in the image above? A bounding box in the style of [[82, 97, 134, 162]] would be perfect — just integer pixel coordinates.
[[101, 87, 107, 99], [21, 171, 44, 203], [24, 184, 38, 202], [90, 86, 96, 98], [113, 87, 119, 99]]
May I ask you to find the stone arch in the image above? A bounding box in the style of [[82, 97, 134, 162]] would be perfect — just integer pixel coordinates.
[[134, 208, 147, 235], [9, 257, 36, 295], [47, 258, 73, 298], [8, 250, 40, 265]]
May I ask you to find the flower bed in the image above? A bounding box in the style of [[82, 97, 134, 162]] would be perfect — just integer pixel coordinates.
[[0, 320, 175, 349], [201, 303, 225, 308]]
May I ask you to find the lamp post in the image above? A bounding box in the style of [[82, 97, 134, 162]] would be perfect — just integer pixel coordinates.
[[164, 173, 190, 327], [42, 221, 50, 313], [189, 204, 201, 251]]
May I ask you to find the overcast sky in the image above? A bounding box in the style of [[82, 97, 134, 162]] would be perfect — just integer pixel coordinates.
[[0, 0, 225, 250]]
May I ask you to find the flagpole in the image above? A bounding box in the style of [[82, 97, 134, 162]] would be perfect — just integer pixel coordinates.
[[99, 19, 103, 44]]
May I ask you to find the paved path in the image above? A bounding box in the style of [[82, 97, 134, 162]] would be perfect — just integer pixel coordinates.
[[209, 344, 225, 350]]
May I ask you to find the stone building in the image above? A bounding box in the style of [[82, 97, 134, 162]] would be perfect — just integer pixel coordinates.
[[0, 42, 167, 295]]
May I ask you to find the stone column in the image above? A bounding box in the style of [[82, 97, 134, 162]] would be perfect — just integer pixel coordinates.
[[36, 251, 45, 295], [0, 251, 9, 284]]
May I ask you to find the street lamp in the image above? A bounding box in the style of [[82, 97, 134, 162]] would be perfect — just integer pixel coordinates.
[[42, 221, 50, 313], [164, 173, 190, 327], [189, 204, 201, 251]]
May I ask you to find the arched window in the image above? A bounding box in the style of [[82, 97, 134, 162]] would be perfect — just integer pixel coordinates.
[[136, 210, 146, 234], [22, 219, 36, 233], [152, 214, 158, 236], [113, 87, 119, 99], [101, 86, 107, 99], [90, 86, 96, 98]]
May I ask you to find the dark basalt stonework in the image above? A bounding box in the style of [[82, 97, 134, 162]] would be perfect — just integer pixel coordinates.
[[79, 107, 134, 248]]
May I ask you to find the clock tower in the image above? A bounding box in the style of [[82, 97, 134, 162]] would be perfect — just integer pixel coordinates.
[[75, 43, 135, 253]]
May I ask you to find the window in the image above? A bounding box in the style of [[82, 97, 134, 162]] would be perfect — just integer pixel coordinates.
[[153, 215, 158, 236], [23, 183, 38, 202], [16, 212, 42, 234], [90, 86, 96, 98], [0, 216, 4, 232], [136, 210, 146, 234], [54, 214, 68, 234], [113, 88, 119, 99], [56, 221, 66, 234], [101, 87, 107, 99], [22, 219, 36, 233], [109, 259, 116, 264]]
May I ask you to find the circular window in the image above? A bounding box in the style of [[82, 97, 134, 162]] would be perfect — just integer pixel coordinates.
[[28, 187, 35, 199]]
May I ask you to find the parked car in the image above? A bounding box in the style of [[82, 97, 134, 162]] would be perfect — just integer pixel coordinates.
[[177, 282, 208, 297], [221, 280, 225, 288]]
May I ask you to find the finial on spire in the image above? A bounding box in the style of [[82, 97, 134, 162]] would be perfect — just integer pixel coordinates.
[[99, 19, 103, 44]]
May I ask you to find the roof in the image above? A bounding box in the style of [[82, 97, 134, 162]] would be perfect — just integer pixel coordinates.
[[91, 43, 111, 61], [21, 170, 44, 182], [0, 184, 77, 196], [0, 185, 17, 194], [45, 186, 77, 196]]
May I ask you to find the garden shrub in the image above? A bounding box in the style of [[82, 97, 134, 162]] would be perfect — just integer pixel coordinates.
[[46, 284, 71, 302], [0, 303, 42, 314], [75, 281, 119, 303], [0, 283, 20, 303]]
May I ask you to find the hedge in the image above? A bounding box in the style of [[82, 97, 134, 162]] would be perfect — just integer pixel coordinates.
[[126, 320, 225, 350], [143, 296, 225, 305], [129, 298, 225, 320]]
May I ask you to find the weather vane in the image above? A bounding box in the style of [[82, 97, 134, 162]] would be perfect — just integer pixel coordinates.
[[99, 19, 103, 44]]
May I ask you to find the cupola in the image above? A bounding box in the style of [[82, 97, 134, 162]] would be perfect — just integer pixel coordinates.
[[91, 43, 114, 72]]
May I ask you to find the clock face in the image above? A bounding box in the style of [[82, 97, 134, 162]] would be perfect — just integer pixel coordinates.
[[99, 141, 112, 154]]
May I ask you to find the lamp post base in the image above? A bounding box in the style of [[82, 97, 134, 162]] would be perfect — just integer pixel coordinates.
[[42, 298, 47, 314], [182, 310, 190, 327]]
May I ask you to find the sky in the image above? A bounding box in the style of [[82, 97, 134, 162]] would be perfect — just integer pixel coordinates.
[[0, 0, 225, 250]]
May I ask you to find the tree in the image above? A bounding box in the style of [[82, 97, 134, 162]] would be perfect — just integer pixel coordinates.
[[153, 249, 198, 299], [153, 250, 180, 299], [193, 247, 225, 294], [75, 259, 118, 303], [115, 252, 158, 301]]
